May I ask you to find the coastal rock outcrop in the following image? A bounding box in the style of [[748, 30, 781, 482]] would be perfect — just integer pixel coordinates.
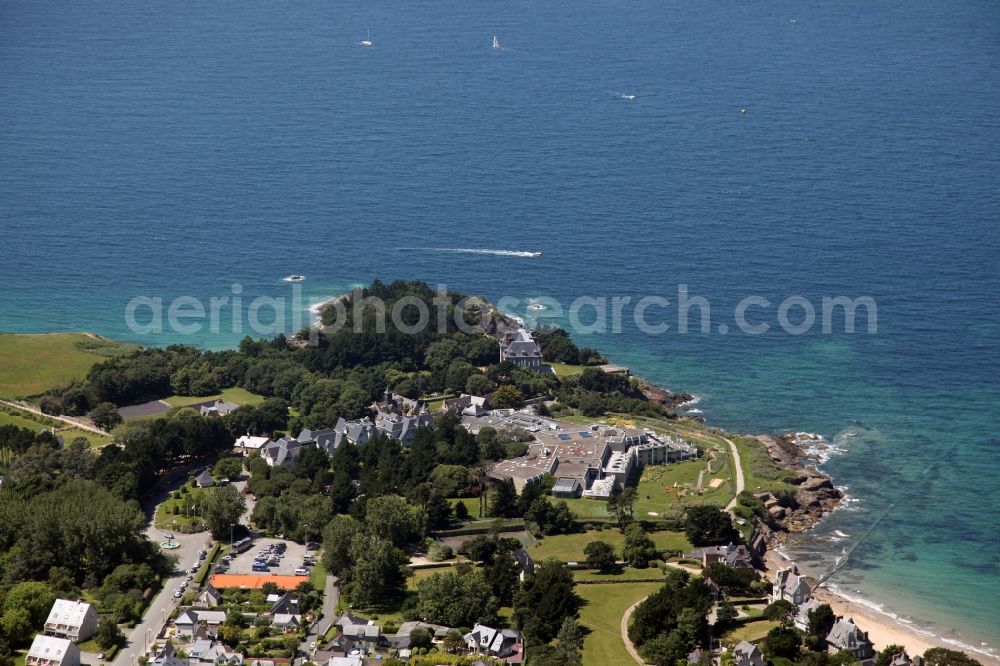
[[756, 434, 843, 535], [639, 381, 696, 411]]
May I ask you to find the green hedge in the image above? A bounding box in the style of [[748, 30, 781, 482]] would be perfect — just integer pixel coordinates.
[[194, 543, 221, 586]]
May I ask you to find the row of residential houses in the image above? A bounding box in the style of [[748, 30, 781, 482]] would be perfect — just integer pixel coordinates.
[[24, 599, 99, 666], [232, 390, 437, 467], [736, 563, 882, 666], [324, 612, 522, 664]]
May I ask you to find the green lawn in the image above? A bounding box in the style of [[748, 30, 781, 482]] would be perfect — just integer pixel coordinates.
[[730, 435, 796, 496], [557, 497, 611, 519], [577, 582, 662, 666], [530, 530, 691, 563], [0, 408, 49, 431], [310, 560, 328, 590], [548, 363, 586, 377], [720, 619, 779, 645], [633, 460, 732, 514], [76, 638, 102, 654], [0, 407, 111, 447], [573, 567, 667, 583], [57, 426, 112, 448], [154, 485, 211, 531], [0, 333, 137, 398], [162, 387, 266, 408]]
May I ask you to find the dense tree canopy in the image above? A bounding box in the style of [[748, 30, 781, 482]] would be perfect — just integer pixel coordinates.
[[513, 559, 582, 646]]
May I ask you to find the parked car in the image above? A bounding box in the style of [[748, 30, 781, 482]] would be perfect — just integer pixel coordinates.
[[294, 567, 308, 575]]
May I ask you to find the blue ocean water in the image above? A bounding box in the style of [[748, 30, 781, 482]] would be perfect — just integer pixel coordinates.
[[2, 0, 999, 653]]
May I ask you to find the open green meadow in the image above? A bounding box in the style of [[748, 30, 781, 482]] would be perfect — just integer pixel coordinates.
[[529, 529, 691, 562], [0, 333, 137, 398], [577, 582, 662, 666], [719, 618, 779, 645], [573, 567, 667, 583], [162, 386, 266, 408], [0, 408, 48, 431], [0, 406, 111, 447], [548, 362, 586, 377]]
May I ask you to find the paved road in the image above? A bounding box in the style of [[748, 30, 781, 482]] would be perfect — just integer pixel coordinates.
[[112, 528, 210, 666], [0, 398, 108, 435], [109, 467, 217, 666], [300, 574, 340, 662], [722, 435, 745, 512], [620, 599, 648, 665]]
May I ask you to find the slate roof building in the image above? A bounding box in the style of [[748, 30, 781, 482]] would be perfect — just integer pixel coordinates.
[[463, 624, 521, 659], [332, 418, 376, 448], [195, 469, 216, 488], [297, 428, 338, 455], [151, 643, 187, 666], [374, 408, 435, 446], [826, 618, 875, 661], [794, 598, 823, 631], [195, 585, 223, 608], [261, 437, 306, 468], [500, 329, 543, 369], [772, 564, 811, 605], [700, 543, 755, 569], [732, 640, 766, 666], [200, 399, 239, 417]]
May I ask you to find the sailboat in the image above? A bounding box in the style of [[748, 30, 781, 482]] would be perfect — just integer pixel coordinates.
[[361, 29, 373, 47], [492, 35, 501, 49]]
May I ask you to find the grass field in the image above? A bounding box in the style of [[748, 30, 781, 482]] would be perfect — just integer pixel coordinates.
[[577, 582, 662, 666], [729, 435, 796, 496], [529, 529, 691, 562], [548, 363, 586, 377], [0, 407, 111, 447], [0, 408, 49, 431], [162, 387, 266, 408], [633, 460, 732, 513], [154, 485, 211, 531], [0, 333, 137, 398], [719, 619, 779, 645], [310, 559, 328, 590], [573, 567, 667, 583]]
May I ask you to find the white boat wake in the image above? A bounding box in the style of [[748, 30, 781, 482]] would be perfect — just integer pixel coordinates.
[[400, 247, 542, 258]]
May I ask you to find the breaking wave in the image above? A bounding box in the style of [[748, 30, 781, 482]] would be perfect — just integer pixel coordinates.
[[400, 247, 542, 258]]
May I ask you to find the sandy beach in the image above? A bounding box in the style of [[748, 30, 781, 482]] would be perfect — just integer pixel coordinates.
[[765, 551, 998, 665]]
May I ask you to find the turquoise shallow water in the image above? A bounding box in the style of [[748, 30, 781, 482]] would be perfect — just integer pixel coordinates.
[[1, 0, 999, 652]]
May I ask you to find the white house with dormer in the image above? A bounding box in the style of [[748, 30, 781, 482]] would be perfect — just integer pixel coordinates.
[[26, 636, 80, 666], [43, 599, 98, 642]]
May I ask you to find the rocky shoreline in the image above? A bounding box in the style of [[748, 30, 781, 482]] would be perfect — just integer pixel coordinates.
[[754, 433, 844, 536]]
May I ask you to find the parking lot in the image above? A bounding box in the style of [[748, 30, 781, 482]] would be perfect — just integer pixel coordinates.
[[216, 537, 318, 577]]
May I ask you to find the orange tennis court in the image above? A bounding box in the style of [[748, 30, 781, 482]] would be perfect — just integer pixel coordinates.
[[209, 574, 309, 590]]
